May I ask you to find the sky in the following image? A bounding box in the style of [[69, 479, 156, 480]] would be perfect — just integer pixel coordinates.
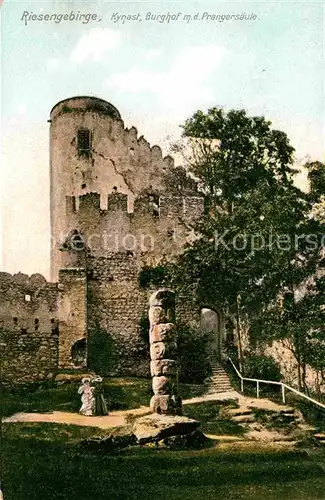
[[1, 0, 324, 279]]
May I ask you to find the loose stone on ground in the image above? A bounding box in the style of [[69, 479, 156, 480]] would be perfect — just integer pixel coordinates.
[[132, 414, 200, 444]]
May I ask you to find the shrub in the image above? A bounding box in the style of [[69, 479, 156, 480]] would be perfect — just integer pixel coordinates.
[[138, 264, 168, 289], [224, 344, 239, 362], [177, 322, 211, 383], [87, 328, 118, 375], [243, 354, 282, 382]]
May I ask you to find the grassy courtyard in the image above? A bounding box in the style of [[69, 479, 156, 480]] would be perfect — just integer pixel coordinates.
[[1, 377, 207, 417], [2, 421, 325, 500], [2, 379, 325, 499], [1, 377, 150, 417], [184, 400, 245, 436]]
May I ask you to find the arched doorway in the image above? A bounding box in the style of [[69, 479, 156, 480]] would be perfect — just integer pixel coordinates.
[[200, 308, 221, 359]]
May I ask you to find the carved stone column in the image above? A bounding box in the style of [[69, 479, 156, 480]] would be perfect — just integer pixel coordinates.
[[149, 289, 182, 415]]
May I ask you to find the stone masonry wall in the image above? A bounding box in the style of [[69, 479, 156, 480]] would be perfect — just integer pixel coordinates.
[[62, 192, 204, 268], [0, 265, 204, 381], [85, 253, 205, 377], [0, 272, 59, 383], [58, 268, 87, 369], [265, 340, 325, 393], [86, 254, 150, 377], [0, 329, 59, 385]]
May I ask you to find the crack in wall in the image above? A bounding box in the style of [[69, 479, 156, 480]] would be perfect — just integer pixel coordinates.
[[92, 149, 135, 195]]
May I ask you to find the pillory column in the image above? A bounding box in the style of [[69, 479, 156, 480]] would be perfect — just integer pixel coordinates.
[[149, 289, 182, 415]]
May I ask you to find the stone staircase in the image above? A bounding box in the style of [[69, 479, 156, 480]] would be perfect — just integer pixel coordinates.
[[204, 358, 234, 394], [220, 399, 321, 444], [225, 405, 301, 426], [314, 433, 325, 445], [202, 358, 325, 445]]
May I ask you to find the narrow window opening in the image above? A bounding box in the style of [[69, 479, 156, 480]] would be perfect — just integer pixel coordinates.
[[52, 325, 59, 336], [13, 317, 18, 325], [72, 197, 79, 213], [77, 129, 91, 157]]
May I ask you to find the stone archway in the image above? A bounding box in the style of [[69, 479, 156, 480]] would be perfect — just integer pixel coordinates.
[[200, 308, 221, 359]]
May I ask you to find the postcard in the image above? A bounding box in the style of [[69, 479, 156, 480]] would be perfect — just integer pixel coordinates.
[[1, 1, 324, 498]]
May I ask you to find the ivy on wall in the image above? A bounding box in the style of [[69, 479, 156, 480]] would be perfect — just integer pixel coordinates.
[[138, 265, 168, 289]]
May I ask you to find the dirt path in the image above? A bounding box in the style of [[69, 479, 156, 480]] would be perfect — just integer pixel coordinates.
[[3, 389, 309, 444], [3, 391, 240, 429], [183, 390, 239, 405], [3, 406, 151, 429]]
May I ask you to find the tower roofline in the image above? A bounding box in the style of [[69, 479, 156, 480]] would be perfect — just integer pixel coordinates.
[[50, 96, 122, 121]]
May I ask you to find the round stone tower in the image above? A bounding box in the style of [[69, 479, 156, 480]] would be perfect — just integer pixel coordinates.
[[49, 96, 123, 280], [49, 95, 180, 282]]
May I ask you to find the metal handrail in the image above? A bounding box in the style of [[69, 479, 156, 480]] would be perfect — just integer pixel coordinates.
[[228, 356, 325, 411]]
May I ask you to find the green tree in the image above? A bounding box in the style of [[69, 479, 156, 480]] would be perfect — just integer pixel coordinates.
[[306, 161, 325, 202], [166, 107, 322, 378], [168, 108, 308, 368], [173, 108, 296, 211], [249, 272, 325, 392]]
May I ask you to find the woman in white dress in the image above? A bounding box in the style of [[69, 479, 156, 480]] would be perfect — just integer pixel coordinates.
[[78, 377, 95, 416]]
